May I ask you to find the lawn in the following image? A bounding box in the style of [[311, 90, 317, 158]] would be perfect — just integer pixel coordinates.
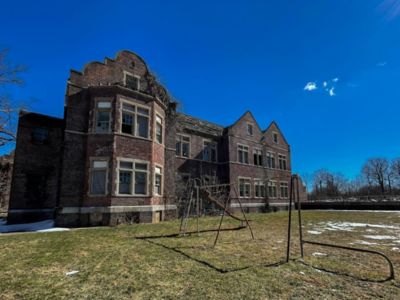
[[1, 211, 400, 299]]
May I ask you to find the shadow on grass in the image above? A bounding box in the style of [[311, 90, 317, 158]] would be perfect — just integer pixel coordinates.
[[135, 227, 396, 283], [296, 259, 395, 283]]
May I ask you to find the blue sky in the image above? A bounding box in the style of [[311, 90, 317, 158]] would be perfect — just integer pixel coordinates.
[[1, 0, 400, 178]]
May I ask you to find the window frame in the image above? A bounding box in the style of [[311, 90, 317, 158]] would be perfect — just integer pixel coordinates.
[[155, 114, 163, 145], [119, 99, 151, 140], [268, 181, 277, 198], [176, 134, 191, 158], [116, 158, 150, 196], [247, 123, 253, 136], [237, 144, 249, 164], [266, 152, 276, 169], [273, 131, 279, 144], [253, 148, 263, 166], [123, 71, 140, 90], [154, 164, 163, 196], [254, 179, 266, 198], [278, 154, 287, 170], [88, 157, 109, 196], [280, 181, 289, 198], [94, 100, 112, 134], [238, 177, 251, 198], [202, 139, 217, 162]]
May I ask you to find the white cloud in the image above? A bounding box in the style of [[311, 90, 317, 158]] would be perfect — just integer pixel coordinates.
[[323, 81, 327, 88], [304, 82, 317, 91], [377, 61, 387, 67], [329, 87, 335, 97], [332, 77, 339, 82]]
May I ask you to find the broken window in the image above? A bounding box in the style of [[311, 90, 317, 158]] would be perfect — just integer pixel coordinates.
[[118, 160, 148, 195], [120, 102, 150, 139], [124, 73, 139, 90], [203, 140, 217, 162], [95, 101, 111, 133], [154, 166, 162, 195], [239, 178, 251, 198], [90, 160, 108, 195], [238, 145, 249, 164], [155, 115, 163, 144], [253, 149, 263, 166], [176, 135, 190, 158]]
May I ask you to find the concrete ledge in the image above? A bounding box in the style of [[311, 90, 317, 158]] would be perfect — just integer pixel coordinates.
[[230, 202, 289, 208], [59, 205, 177, 214]]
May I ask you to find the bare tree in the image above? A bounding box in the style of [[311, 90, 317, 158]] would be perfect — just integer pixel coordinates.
[[0, 48, 26, 147], [392, 158, 400, 188], [361, 158, 389, 195]]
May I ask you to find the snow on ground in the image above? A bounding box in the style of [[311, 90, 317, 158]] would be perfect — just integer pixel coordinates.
[[0, 219, 69, 234], [350, 240, 378, 246], [363, 235, 397, 240], [307, 230, 322, 235], [312, 252, 327, 257]]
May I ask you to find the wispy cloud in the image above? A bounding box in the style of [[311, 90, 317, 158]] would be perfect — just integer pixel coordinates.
[[378, 0, 400, 21], [377, 61, 387, 67], [304, 77, 339, 96], [304, 82, 317, 91]]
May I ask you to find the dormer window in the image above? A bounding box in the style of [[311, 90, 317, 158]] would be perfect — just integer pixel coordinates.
[[273, 132, 278, 144], [124, 72, 140, 90], [247, 123, 253, 136]]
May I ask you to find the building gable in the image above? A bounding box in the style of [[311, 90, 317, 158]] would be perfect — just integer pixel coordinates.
[[263, 121, 289, 149]]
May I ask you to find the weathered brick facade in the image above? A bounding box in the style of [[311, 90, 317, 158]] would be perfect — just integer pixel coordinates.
[[7, 50, 306, 226]]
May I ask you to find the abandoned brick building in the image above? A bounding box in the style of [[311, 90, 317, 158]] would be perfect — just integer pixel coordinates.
[[7, 50, 306, 226]]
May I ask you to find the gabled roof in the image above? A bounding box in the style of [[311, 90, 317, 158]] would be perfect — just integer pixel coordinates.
[[264, 120, 289, 145], [176, 113, 224, 137], [226, 110, 263, 133]]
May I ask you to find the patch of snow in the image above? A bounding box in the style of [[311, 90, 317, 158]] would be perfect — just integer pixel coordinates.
[[65, 270, 79, 276], [352, 240, 378, 246], [0, 219, 69, 234], [307, 230, 322, 235], [392, 247, 399, 251], [299, 271, 305, 275], [363, 235, 397, 240], [312, 252, 327, 257]]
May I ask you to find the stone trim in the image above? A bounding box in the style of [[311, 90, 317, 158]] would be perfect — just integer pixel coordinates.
[[230, 202, 289, 208], [59, 205, 177, 214]]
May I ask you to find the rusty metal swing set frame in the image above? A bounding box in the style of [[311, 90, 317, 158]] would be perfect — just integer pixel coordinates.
[[287, 174, 395, 280], [143, 175, 395, 280]]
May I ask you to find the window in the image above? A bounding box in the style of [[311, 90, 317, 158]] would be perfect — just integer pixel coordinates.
[[203, 140, 217, 162], [176, 135, 190, 158], [253, 149, 263, 166], [154, 166, 163, 196], [118, 160, 149, 195], [121, 101, 150, 139], [266, 152, 275, 169], [90, 160, 108, 195], [124, 73, 140, 90], [268, 181, 277, 198], [31, 127, 49, 144], [278, 154, 287, 170], [238, 145, 249, 164], [155, 115, 163, 144], [247, 123, 253, 136], [280, 182, 289, 198], [254, 180, 266, 198], [273, 132, 279, 144], [239, 178, 251, 198], [95, 101, 111, 133]]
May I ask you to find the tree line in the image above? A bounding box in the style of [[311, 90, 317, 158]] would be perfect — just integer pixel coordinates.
[[304, 158, 400, 200]]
